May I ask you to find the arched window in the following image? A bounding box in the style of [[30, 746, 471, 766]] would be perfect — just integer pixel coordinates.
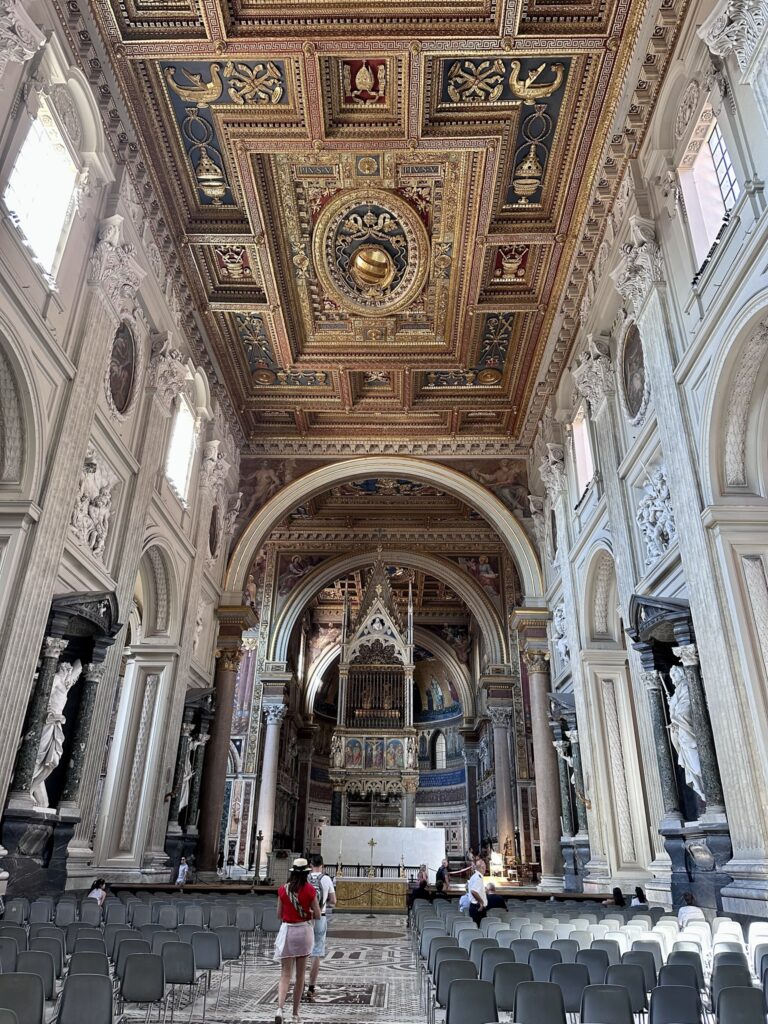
[[165, 394, 198, 503], [3, 99, 78, 278], [432, 732, 447, 770]]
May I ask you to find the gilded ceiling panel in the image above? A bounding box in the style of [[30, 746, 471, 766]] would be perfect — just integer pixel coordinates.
[[87, 0, 686, 444]]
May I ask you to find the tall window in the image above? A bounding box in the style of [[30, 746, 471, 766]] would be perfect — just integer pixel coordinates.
[[3, 102, 78, 276], [678, 107, 741, 265], [165, 396, 197, 503], [572, 405, 595, 498], [432, 732, 447, 770]]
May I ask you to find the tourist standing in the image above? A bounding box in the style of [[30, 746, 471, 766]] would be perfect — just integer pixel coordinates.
[[306, 854, 336, 1003], [275, 858, 320, 1023], [175, 856, 189, 886], [436, 858, 450, 885], [467, 857, 487, 926]]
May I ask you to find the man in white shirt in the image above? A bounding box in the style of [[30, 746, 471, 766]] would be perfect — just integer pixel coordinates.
[[677, 891, 706, 927], [468, 856, 487, 926], [306, 855, 337, 1002]]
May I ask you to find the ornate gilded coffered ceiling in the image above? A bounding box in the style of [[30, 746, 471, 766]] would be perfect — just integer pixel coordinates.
[[85, 0, 686, 444]]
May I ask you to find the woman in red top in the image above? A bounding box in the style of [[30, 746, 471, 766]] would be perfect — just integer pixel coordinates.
[[275, 857, 320, 1024]]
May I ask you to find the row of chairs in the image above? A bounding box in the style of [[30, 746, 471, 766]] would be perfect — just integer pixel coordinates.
[[437, 976, 765, 1024]]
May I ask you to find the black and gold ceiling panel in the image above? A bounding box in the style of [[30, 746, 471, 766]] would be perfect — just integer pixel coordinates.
[[89, 0, 684, 441]]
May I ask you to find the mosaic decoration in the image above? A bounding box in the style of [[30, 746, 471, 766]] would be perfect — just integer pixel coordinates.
[[312, 188, 431, 317]]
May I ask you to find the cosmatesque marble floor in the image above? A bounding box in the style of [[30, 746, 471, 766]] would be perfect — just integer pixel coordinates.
[[153, 914, 423, 1024]]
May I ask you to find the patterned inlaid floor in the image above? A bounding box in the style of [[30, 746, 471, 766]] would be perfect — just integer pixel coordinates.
[[160, 914, 422, 1024]]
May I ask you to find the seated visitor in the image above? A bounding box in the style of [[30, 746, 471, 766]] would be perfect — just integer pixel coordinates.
[[408, 878, 431, 909], [602, 886, 626, 907], [631, 886, 647, 906], [485, 881, 507, 910], [432, 880, 451, 902], [87, 878, 107, 907], [677, 891, 706, 927], [436, 857, 450, 884]]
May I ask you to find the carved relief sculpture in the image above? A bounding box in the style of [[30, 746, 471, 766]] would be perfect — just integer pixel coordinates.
[[635, 465, 677, 565], [551, 604, 570, 662], [31, 659, 83, 806], [70, 445, 118, 561]]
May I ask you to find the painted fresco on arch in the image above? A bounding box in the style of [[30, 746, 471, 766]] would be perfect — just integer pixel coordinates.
[[454, 554, 501, 599], [277, 553, 326, 598], [438, 458, 531, 520], [386, 739, 404, 769], [365, 737, 385, 770], [438, 624, 471, 664], [345, 737, 363, 768], [329, 477, 443, 498], [109, 322, 137, 414], [232, 458, 322, 543]]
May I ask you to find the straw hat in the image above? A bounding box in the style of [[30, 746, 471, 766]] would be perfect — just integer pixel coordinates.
[[292, 857, 310, 871]]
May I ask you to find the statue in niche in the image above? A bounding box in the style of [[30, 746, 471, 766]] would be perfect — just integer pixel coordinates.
[[667, 665, 705, 801], [406, 735, 417, 769], [178, 735, 201, 812], [31, 659, 83, 807], [330, 733, 344, 768]]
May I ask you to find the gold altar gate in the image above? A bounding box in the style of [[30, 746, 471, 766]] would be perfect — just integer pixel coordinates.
[[334, 878, 407, 911]]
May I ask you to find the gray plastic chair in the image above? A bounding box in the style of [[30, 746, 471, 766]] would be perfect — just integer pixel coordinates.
[[68, 951, 110, 976], [667, 950, 705, 991], [622, 950, 657, 992], [717, 985, 768, 1024], [115, 939, 151, 983], [633, 938, 664, 973], [445, 978, 497, 1024], [649, 985, 702, 1024], [606, 963, 648, 1013], [513, 980, 566, 1024], [493, 962, 534, 1014], [712, 964, 754, 1010], [104, 903, 127, 926], [57, 973, 113, 1024], [553, 939, 579, 964], [129, 904, 151, 928], [182, 906, 204, 928], [480, 947, 516, 982], [28, 903, 51, 926], [157, 906, 179, 930], [213, 927, 243, 1001], [0, 1010, 17, 1024], [580, 982, 634, 1024], [0, 927, 26, 952], [576, 948, 609, 985], [29, 937, 62, 980], [434, 958, 477, 1024], [470, 939, 500, 973], [208, 907, 230, 930], [591, 939, 621, 966], [3, 902, 26, 926], [529, 947, 563, 982], [162, 942, 202, 1024], [119, 953, 165, 1019], [15, 951, 54, 1001], [73, 937, 107, 955], [532, 930, 558, 950], [139, 924, 164, 942], [79, 901, 102, 927], [0, 937, 18, 973], [0, 973, 44, 1024], [658, 963, 699, 990], [151, 931, 179, 955], [54, 903, 76, 928], [549, 962, 590, 1015], [510, 938, 539, 961], [191, 931, 222, 1020], [109, 929, 136, 962]]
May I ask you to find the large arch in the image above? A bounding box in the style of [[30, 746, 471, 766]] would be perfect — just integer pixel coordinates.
[[303, 623, 475, 719], [269, 548, 510, 667], [226, 457, 543, 604]]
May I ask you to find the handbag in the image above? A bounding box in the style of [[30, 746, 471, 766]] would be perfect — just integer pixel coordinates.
[[273, 922, 288, 959]]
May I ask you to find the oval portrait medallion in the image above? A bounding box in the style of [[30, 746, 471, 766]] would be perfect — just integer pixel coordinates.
[[109, 322, 137, 416], [619, 322, 649, 423], [312, 188, 430, 318]]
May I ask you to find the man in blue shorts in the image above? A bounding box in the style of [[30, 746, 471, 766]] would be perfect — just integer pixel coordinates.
[[305, 854, 336, 1002]]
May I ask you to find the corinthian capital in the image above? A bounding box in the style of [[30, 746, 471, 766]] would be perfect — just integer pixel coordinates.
[[699, 0, 768, 70], [573, 337, 615, 413], [610, 216, 664, 317], [264, 703, 288, 726], [538, 443, 566, 501], [672, 643, 699, 667], [524, 649, 550, 675], [88, 217, 146, 319], [487, 705, 513, 728], [217, 647, 243, 673], [0, 0, 45, 79], [147, 335, 191, 412]]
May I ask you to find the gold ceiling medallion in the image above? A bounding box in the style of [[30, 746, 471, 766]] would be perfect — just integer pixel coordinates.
[[476, 368, 503, 384], [343, 60, 387, 105], [312, 188, 430, 318], [508, 62, 565, 104]]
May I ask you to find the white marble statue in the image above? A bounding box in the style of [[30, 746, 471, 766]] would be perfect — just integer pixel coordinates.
[[668, 665, 705, 801], [552, 603, 570, 661], [330, 733, 344, 768], [31, 659, 83, 807], [178, 736, 200, 812], [406, 735, 417, 769], [636, 466, 677, 565]]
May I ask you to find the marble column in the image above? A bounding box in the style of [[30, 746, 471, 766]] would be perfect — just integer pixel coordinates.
[[643, 669, 683, 825], [59, 661, 106, 811], [197, 647, 244, 870], [403, 785, 416, 828], [553, 739, 575, 837], [525, 651, 564, 886], [167, 708, 195, 833], [566, 728, 589, 835], [672, 643, 725, 814], [487, 706, 515, 850], [255, 703, 287, 877], [10, 637, 69, 800], [185, 716, 210, 834]]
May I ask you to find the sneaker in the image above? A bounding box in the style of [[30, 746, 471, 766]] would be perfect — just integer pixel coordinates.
[[275, 1010, 283, 1024]]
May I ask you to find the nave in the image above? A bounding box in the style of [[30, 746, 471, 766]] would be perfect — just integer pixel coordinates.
[[3, 889, 768, 1023]]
